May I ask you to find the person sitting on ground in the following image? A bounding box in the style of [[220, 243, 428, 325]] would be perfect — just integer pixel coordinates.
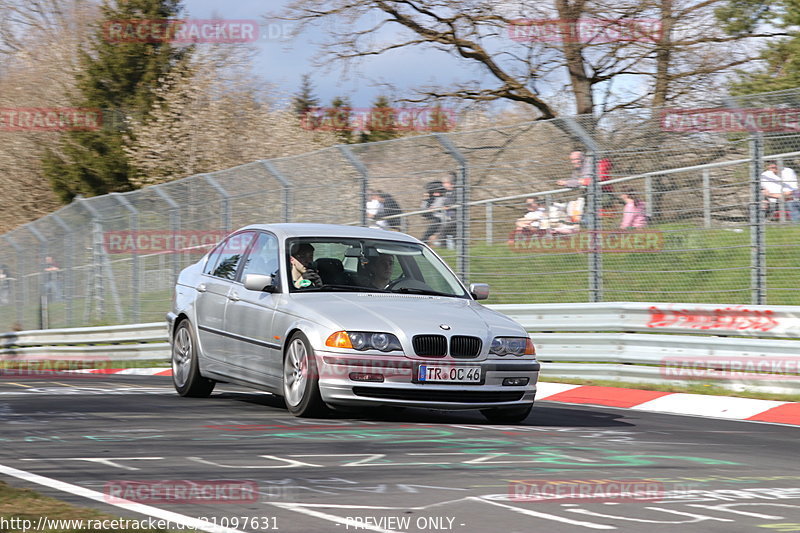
[[619, 191, 647, 229], [515, 197, 548, 232], [289, 243, 322, 289]]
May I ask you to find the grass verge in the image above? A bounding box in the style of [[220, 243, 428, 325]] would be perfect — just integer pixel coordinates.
[[0, 480, 172, 532]]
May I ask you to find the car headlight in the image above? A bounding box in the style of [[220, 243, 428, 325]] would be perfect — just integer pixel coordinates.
[[490, 336, 535, 357], [325, 331, 403, 352]]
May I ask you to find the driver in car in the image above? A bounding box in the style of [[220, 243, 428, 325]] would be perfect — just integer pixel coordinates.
[[362, 253, 394, 289]]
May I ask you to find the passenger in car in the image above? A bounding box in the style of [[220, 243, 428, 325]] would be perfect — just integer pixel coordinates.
[[290, 243, 322, 288]]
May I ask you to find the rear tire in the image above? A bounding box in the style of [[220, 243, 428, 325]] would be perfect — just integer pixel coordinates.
[[283, 332, 327, 417], [481, 403, 533, 424], [171, 320, 215, 398]]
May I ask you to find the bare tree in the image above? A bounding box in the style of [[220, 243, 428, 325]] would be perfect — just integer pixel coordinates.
[[274, 0, 780, 118], [0, 0, 96, 232], [125, 47, 341, 187]]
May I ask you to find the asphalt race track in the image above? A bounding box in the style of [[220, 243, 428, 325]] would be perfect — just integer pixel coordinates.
[[0, 374, 798, 533]]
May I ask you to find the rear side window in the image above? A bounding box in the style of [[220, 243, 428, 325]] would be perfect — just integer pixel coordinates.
[[205, 231, 256, 280]]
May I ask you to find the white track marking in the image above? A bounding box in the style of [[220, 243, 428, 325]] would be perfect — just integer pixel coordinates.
[[0, 462, 246, 533]]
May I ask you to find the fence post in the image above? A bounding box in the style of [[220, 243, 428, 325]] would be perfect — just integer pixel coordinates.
[[750, 134, 766, 305], [76, 197, 124, 325], [260, 160, 294, 223], [436, 134, 469, 284], [644, 175, 654, 220], [337, 146, 369, 227], [561, 117, 602, 302], [51, 214, 74, 327], [203, 174, 231, 231], [25, 224, 47, 329], [702, 168, 711, 228], [152, 186, 181, 285], [110, 193, 140, 323], [2, 236, 24, 327], [485, 202, 493, 244]]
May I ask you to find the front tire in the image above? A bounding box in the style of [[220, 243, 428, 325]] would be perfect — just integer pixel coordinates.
[[481, 403, 533, 424], [283, 332, 326, 417], [171, 320, 215, 397]]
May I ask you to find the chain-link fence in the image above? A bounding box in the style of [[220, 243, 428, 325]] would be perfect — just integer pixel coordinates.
[[3, 88, 800, 330]]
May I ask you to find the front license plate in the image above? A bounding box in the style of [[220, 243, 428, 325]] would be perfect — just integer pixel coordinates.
[[417, 365, 481, 383]]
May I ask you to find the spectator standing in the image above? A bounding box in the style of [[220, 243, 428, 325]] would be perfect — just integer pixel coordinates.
[[421, 181, 448, 246], [0, 264, 10, 305], [557, 150, 616, 220], [366, 191, 387, 229], [619, 191, 648, 229], [440, 175, 458, 249], [760, 162, 800, 222], [42, 256, 61, 301], [379, 192, 402, 230]]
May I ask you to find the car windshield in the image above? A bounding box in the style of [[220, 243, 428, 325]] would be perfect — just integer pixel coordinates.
[[286, 237, 468, 298]]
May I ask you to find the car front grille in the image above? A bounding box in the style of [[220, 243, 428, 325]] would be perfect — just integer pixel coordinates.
[[412, 335, 447, 357], [450, 336, 482, 358], [353, 387, 524, 403]]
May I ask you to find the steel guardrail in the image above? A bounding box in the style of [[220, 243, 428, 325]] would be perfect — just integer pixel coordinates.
[[1, 303, 798, 393]]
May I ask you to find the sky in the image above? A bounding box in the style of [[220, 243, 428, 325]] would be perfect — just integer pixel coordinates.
[[181, 0, 480, 109]]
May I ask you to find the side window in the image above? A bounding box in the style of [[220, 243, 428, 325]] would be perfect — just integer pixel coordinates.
[[210, 231, 256, 280], [203, 245, 224, 276], [240, 233, 279, 279]]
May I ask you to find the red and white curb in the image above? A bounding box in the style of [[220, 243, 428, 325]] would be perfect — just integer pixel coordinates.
[[537, 382, 800, 426], [68, 369, 800, 426]]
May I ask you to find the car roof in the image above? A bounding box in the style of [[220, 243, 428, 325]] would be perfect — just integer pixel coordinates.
[[235, 223, 422, 243]]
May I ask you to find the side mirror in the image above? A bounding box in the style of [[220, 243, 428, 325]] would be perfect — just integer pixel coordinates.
[[243, 273, 278, 293], [469, 283, 490, 300]]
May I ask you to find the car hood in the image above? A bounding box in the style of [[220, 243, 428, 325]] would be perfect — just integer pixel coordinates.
[[285, 292, 525, 339]]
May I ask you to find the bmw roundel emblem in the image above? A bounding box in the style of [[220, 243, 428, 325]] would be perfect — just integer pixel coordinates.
[[439, 324, 451, 330]]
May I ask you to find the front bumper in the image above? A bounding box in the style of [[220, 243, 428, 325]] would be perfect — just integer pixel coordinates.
[[315, 351, 539, 409]]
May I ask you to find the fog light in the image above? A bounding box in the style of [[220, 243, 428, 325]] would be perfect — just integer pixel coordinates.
[[349, 372, 385, 382], [503, 377, 529, 386]]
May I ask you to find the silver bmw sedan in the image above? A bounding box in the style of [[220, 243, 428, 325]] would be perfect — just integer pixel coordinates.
[[167, 223, 538, 422]]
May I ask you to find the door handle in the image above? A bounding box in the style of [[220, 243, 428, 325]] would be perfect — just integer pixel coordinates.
[[228, 292, 240, 302], [197, 283, 207, 293]]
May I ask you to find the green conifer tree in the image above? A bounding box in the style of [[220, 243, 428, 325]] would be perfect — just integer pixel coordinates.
[[43, 0, 190, 201]]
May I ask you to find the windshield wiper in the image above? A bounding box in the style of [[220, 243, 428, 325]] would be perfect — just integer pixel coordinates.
[[304, 285, 383, 292], [390, 287, 453, 297]]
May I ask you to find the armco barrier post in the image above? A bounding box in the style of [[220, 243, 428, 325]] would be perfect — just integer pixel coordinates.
[[51, 214, 74, 327], [436, 134, 469, 284], [337, 146, 369, 228], [750, 134, 766, 305], [152, 186, 181, 285], [260, 160, 294, 223], [111, 193, 140, 323]]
